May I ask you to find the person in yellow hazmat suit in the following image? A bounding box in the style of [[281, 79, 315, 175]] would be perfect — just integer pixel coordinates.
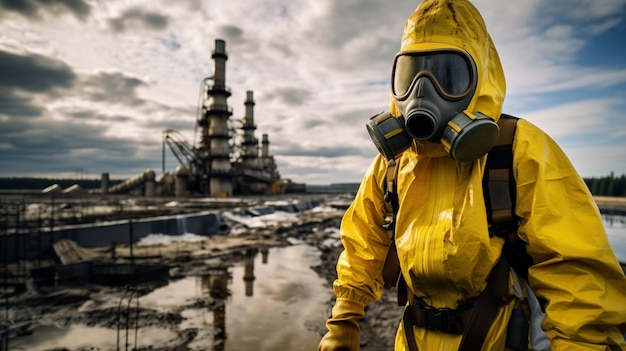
[[318, 0, 626, 350]]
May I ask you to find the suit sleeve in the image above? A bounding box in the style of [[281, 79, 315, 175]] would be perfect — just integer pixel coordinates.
[[332, 154, 394, 306], [514, 119, 626, 350]]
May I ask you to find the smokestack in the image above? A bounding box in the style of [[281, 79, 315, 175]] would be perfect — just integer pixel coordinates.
[[262, 134, 269, 158], [101, 173, 109, 194], [244, 90, 255, 123], [213, 39, 227, 86], [200, 38, 233, 197], [241, 91, 258, 160]]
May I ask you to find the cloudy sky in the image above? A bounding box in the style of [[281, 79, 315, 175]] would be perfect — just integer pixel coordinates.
[[1, 0, 625, 186]]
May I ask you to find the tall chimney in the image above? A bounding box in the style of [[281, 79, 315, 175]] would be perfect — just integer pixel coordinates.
[[241, 91, 258, 160], [261, 134, 269, 158], [100, 173, 109, 194], [198, 39, 234, 197]]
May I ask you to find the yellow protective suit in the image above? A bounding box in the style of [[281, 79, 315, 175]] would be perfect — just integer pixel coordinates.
[[319, 0, 626, 350]]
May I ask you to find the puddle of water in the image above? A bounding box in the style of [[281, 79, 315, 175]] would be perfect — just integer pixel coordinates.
[[146, 242, 333, 350], [140, 274, 203, 310], [10, 242, 332, 351], [222, 243, 331, 351], [9, 324, 178, 351]]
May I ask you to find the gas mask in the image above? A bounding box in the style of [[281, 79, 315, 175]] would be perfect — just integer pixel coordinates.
[[367, 49, 499, 162]]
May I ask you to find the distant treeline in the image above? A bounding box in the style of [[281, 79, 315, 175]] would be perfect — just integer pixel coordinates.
[[583, 173, 626, 197], [307, 183, 360, 192], [0, 177, 121, 190]]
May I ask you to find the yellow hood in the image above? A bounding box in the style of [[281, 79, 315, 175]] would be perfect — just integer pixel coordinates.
[[390, 0, 506, 157]]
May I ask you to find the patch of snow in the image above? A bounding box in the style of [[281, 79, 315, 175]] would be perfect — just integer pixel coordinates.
[[137, 233, 207, 246], [311, 205, 338, 213], [222, 210, 299, 229]]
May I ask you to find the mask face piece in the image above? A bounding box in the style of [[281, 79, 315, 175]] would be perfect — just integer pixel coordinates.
[[376, 49, 500, 162], [397, 76, 475, 141], [392, 49, 478, 142]]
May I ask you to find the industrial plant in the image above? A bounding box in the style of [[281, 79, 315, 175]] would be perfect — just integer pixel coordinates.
[[100, 38, 302, 198], [0, 37, 328, 351]]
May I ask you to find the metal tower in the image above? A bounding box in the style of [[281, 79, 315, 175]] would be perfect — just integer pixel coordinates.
[[198, 39, 234, 197], [241, 91, 258, 164], [261, 133, 269, 158]]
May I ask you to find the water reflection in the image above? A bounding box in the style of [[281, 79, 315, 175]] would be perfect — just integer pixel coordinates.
[[10, 243, 330, 351], [197, 246, 270, 350], [221, 243, 330, 351], [156, 243, 329, 351], [201, 268, 229, 346], [603, 213, 626, 263], [242, 248, 257, 297]]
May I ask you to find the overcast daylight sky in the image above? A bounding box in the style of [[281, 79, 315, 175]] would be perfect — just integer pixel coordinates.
[[1, 0, 625, 186]]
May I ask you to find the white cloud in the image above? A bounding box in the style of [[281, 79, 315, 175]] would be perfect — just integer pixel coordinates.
[[522, 97, 623, 137]]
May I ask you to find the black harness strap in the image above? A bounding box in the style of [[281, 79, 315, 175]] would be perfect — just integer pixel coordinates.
[[458, 256, 511, 351], [401, 256, 510, 351], [484, 115, 518, 230], [484, 115, 533, 282], [381, 158, 401, 290]]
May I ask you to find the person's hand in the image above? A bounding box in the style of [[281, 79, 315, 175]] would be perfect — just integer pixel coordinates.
[[318, 299, 365, 351]]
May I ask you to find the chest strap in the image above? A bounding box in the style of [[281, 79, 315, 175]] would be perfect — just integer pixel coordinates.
[[402, 256, 511, 351]]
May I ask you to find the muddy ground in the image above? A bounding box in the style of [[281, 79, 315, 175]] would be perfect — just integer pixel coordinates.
[[4, 195, 624, 351], [2, 196, 404, 351]]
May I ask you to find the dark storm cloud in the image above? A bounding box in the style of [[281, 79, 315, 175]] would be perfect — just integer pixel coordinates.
[[300, 0, 414, 72], [108, 7, 169, 33], [0, 49, 76, 94], [0, 92, 43, 117], [217, 25, 244, 43], [81, 72, 147, 106], [276, 142, 371, 159], [268, 40, 295, 58], [145, 105, 197, 132], [0, 0, 91, 20], [0, 96, 183, 177], [59, 107, 134, 123], [298, 107, 377, 131], [3, 120, 115, 152], [0, 114, 156, 176], [314, 1, 398, 49], [262, 87, 312, 106], [62, 108, 97, 120], [0, 48, 178, 177], [0, 49, 153, 118], [300, 118, 325, 130], [0, 49, 76, 119]]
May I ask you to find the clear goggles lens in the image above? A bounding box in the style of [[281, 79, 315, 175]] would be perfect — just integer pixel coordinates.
[[392, 51, 474, 97]]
